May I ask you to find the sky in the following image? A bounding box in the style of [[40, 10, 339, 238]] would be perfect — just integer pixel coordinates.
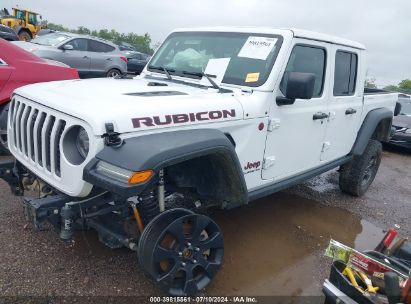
[[6, 0, 411, 86]]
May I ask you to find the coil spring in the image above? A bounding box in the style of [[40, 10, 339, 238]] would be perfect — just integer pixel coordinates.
[[138, 191, 160, 225]]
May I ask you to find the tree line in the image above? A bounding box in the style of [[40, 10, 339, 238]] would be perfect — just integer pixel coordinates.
[[366, 78, 411, 95], [46, 23, 154, 55]]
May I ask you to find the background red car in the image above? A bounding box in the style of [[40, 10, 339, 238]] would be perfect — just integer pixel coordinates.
[[0, 39, 79, 153]]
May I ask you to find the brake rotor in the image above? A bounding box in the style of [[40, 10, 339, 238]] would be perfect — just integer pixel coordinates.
[[139, 213, 224, 296]]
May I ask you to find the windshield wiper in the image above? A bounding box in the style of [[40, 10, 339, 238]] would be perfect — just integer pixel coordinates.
[[182, 71, 220, 90], [148, 65, 174, 80]]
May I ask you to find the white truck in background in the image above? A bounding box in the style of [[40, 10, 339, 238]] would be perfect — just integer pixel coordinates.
[[0, 27, 398, 295]]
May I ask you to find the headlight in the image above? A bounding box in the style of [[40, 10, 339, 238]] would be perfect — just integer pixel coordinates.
[[405, 129, 411, 134], [63, 125, 90, 165], [76, 127, 89, 158]]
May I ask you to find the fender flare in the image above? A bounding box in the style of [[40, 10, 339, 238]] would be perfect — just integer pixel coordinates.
[[84, 129, 248, 207], [351, 108, 393, 155]]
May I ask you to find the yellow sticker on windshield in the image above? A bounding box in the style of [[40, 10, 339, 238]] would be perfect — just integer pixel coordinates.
[[245, 72, 260, 83]]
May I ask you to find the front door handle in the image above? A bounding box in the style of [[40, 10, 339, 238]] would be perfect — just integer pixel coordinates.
[[345, 108, 357, 115], [83, 56, 89, 59], [313, 112, 329, 120]]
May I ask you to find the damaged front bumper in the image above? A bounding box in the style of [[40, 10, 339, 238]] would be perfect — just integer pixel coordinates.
[[0, 159, 138, 250]]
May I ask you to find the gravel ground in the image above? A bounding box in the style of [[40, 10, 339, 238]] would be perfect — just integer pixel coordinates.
[[0, 147, 410, 303]]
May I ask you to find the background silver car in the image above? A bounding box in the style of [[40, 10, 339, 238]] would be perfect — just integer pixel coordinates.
[[12, 32, 128, 78]]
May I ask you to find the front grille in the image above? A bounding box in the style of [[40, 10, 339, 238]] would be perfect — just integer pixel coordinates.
[[10, 99, 66, 177]]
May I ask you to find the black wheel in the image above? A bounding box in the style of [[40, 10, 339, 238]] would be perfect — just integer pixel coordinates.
[[139, 213, 224, 296], [138, 208, 195, 272], [106, 68, 121, 78], [339, 139, 382, 196]]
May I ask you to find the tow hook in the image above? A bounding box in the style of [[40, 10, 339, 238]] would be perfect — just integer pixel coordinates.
[[102, 123, 123, 147]]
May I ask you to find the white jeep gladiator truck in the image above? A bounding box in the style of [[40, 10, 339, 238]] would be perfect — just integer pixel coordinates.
[[0, 27, 398, 295]]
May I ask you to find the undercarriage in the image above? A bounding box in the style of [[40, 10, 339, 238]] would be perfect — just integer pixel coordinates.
[[0, 158, 224, 295]]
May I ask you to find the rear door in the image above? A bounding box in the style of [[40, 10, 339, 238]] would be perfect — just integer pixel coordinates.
[[88, 40, 116, 75], [262, 40, 331, 181], [321, 46, 363, 162], [58, 38, 91, 75]]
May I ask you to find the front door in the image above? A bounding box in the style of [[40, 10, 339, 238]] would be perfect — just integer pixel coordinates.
[[262, 40, 331, 181], [57, 38, 91, 76], [321, 45, 363, 162]]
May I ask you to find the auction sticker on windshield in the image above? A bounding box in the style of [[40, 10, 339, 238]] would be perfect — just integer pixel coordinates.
[[238, 36, 278, 60], [201, 58, 231, 86]]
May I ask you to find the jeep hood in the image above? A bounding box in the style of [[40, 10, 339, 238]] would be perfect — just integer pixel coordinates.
[[13, 77, 244, 135]]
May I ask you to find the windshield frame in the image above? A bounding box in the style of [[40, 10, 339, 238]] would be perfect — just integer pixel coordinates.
[[147, 31, 284, 88]]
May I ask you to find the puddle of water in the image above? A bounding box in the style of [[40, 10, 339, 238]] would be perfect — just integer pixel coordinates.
[[206, 192, 384, 296]]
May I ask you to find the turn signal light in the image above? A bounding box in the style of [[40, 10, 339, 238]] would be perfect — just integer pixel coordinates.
[[128, 170, 154, 184]]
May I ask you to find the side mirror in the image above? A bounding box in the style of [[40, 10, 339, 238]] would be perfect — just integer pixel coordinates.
[[276, 72, 316, 106], [394, 102, 402, 116], [62, 44, 74, 51]]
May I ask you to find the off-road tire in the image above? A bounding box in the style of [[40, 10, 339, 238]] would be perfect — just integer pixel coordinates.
[[18, 30, 32, 41], [339, 139, 382, 197]]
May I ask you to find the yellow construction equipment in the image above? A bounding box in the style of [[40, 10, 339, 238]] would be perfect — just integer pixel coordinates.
[[0, 7, 45, 41]]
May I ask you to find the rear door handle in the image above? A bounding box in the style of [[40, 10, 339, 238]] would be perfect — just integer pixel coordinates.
[[106, 58, 112, 61], [83, 56, 89, 59], [345, 108, 357, 115], [313, 112, 329, 120]]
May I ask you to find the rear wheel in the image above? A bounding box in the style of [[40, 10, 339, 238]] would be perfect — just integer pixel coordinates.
[[138, 210, 224, 296], [106, 68, 121, 78], [18, 30, 32, 41], [339, 139, 382, 196]]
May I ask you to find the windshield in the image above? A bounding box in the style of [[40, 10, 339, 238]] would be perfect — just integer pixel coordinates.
[[31, 33, 70, 46], [148, 32, 283, 87]]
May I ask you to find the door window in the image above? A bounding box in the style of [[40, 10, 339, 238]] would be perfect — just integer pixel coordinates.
[[15, 10, 25, 20], [28, 13, 37, 25], [280, 45, 326, 97], [333, 51, 358, 96], [88, 40, 115, 53], [132, 53, 142, 60], [64, 39, 88, 51]]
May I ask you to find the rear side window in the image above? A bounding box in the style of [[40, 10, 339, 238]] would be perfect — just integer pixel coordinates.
[[333, 51, 358, 96], [280, 45, 326, 97], [65, 39, 88, 51], [133, 53, 142, 60], [88, 40, 115, 53]]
